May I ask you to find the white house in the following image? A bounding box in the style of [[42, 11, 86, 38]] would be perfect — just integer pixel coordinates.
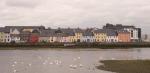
[[103, 24, 141, 42], [60, 36, 70, 43], [10, 35, 20, 43], [124, 27, 139, 42], [106, 36, 118, 43], [106, 30, 118, 43], [81, 30, 95, 43], [10, 28, 21, 43], [0, 28, 11, 43], [4, 33, 11, 43]]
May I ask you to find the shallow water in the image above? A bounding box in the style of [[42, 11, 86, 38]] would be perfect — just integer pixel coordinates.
[[0, 48, 150, 73]]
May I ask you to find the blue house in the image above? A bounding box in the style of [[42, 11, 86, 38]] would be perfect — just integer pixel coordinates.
[[81, 29, 95, 43]]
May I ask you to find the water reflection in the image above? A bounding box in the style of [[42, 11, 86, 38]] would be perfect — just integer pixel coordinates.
[[0, 48, 150, 73]]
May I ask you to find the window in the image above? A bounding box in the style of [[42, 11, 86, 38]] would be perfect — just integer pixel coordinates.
[[131, 30, 133, 37]]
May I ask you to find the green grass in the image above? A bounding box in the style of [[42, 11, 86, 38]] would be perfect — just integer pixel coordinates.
[[96, 60, 150, 73]]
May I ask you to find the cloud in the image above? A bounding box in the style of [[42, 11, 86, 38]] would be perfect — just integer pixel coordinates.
[[5, 0, 41, 8], [0, 0, 149, 33]]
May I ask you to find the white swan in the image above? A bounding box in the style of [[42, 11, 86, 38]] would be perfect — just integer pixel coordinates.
[[43, 62, 46, 65], [12, 64, 15, 67], [13, 70, 17, 73], [14, 61, 17, 64], [79, 64, 83, 67], [49, 62, 53, 65], [69, 64, 77, 69], [28, 64, 32, 66], [73, 58, 77, 61], [77, 57, 81, 59]]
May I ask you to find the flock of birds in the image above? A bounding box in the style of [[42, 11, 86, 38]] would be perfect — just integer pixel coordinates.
[[11, 56, 116, 73], [11, 56, 85, 73]]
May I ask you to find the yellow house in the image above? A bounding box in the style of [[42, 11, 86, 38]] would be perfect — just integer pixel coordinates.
[[69, 34, 79, 43], [93, 29, 107, 42], [72, 29, 83, 42], [69, 36, 74, 42], [68, 29, 83, 43], [0, 32, 4, 43]]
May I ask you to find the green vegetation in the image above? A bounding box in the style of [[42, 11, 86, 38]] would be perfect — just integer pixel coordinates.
[[96, 60, 150, 73]]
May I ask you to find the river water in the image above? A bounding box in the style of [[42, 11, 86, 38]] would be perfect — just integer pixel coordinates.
[[0, 48, 150, 73]]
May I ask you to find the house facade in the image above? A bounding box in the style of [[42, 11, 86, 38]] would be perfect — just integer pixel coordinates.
[[73, 29, 83, 42], [20, 31, 31, 43], [123, 27, 139, 42], [103, 23, 141, 42], [60, 35, 70, 43], [4, 33, 11, 43], [39, 29, 53, 43], [81, 30, 95, 43], [0, 28, 11, 43], [0, 30, 5, 43], [106, 30, 118, 43], [117, 30, 131, 42], [93, 29, 107, 42], [10, 28, 21, 43], [29, 30, 40, 43], [0, 24, 141, 43]]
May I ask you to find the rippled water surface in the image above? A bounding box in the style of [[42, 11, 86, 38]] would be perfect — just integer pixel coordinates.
[[0, 48, 150, 73]]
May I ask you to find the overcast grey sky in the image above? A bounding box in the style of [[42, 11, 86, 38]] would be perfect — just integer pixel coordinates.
[[0, 0, 150, 34]]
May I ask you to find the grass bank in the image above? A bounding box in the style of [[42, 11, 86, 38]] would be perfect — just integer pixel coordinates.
[[96, 60, 150, 73]]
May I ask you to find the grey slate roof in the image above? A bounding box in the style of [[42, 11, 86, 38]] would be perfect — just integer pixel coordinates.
[[20, 31, 31, 34], [39, 28, 76, 37], [54, 28, 75, 36], [93, 29, 107, 33], [117, 30, 130, 33], [0, 27, 10, 33], [74, 28, 83, 33], [106, 29, 118, 36], [83, 31, 94, 36], [5, 26, 45, 33], [40, 29, 55, 37], [60, 29, 75, 36], [82, 29, 94, 36]]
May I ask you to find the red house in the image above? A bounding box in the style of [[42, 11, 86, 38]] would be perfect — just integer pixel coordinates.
[[29, 30, 40, 43], [29, 35, 39, 43]]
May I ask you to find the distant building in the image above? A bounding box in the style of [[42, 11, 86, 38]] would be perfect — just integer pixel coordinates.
[[81, 29, 95, 43], [6, 26, 45, 43], [117, 30, 130, 42], [4, 32, 11, 43], [0, 24, 142, 43], [20, 31, 31, 43], [9, 28, 21, 43], [93, 29, 107, 42], [29, 29, 40, 43], [103, 23, 141, 42], [72, 28, 83, 42], [142, 34, 149, 42], [106, 29, 118, 43], [39, 29, 54, 43], [0, 28, 5, 43]]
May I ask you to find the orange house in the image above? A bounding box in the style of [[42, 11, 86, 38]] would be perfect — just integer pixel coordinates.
[[118, 31, 130, 42]]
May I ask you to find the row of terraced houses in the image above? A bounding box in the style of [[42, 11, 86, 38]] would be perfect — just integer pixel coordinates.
[[0, 23, 141, 43]]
